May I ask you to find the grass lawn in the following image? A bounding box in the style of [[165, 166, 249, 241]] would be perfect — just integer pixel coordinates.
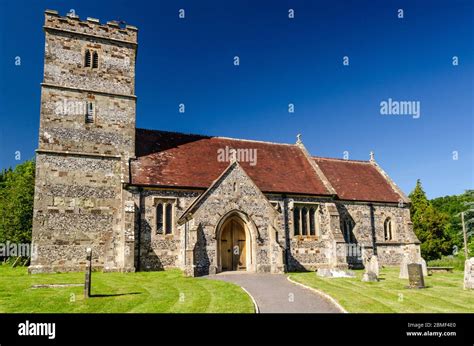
[[0, 265, 254, 313], [289, 266, 474, 313]]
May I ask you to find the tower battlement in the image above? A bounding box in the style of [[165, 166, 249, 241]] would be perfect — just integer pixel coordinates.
[[44, 9, 138, 44]]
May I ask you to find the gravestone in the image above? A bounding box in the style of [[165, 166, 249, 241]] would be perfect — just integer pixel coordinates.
[[84, 248, 92, 298], [400, 256, 427, 279], [362, 271, 379, 282], [407, 263, 425, 289], [464, 258, 474, 290], [362, 255, 379, 282], [317, 268, 356, 278]]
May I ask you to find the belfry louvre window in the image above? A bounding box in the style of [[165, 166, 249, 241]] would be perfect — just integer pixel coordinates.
[[85, 102, 94, 123], [92, 51, 99, 69], [84, 49, 91, 67], [84, 49, 99, 69], [293, 205, 318, 237], [155, 200, 175, 235]]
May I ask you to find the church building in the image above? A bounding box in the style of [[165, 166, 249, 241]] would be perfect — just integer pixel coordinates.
[[30, 10, 422, 276]]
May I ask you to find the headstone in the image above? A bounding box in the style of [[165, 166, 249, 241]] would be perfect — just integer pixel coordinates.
[[407, 263, 425, 289], [362, 255, 379, 282], [84, 248, 92, 298], [362, 271, 378, 282], [400, 256, 427, 279], [317, 268, 356, 278], [420, 258, 428, 277], [366, 255, 379, 277], [464, 258, 474, 290], [399, 256, 409, 279]]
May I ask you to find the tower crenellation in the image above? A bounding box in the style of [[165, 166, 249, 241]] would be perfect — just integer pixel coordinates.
[[44, 9, 138, 44]]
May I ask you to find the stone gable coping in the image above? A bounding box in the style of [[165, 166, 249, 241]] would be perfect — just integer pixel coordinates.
[[369, 159, 410, 204], [295, 141, 338, 196], [178, 161, 276, 224]]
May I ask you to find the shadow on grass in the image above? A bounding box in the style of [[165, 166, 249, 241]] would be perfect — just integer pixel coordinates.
[[90, 292, 142, 298]]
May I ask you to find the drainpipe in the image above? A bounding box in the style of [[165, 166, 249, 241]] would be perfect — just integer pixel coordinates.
[[136, 187, 143, 271], [184, 221, 188, 266], [283, 196, 290, 268]]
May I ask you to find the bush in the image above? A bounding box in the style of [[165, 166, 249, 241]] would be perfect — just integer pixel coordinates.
[[427, 255, 466, 271]]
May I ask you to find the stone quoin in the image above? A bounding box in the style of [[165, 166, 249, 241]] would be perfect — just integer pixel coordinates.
[[29, 10, 423, 276]]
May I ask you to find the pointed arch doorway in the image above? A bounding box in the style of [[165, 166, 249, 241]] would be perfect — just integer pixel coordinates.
[[220, 218, 247, 271]]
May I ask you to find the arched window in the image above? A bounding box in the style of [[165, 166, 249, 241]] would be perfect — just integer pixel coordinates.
[[156, 203, 163, 234], [85, 101, 94, 123], [384, 217, 393, 241], [293, 207, 300, 236], [301, 208, 308, 235], [92, 51, 99, 69], [343, 219, 356, 243], [84, 49, 91, 67], [165, 204, 173, 234], [309, 207, 316, 236]]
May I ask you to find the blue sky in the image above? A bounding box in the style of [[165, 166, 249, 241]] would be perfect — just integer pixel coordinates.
[[0, 0, 472, 199]]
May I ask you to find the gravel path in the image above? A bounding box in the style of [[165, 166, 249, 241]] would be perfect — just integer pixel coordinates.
[[206, 272, 342, 313]]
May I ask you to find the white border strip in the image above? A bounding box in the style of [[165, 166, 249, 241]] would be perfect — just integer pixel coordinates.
[[240, 286, 260, 314], [287, 276, 348, 313]]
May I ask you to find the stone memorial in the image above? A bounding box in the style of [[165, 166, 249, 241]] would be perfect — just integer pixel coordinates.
[[317, 268, 356, 278], [400, 256, 427, 279], [464, 258, 474, 290], [362, 255, 379, 282], [407, 263, 425, 289]]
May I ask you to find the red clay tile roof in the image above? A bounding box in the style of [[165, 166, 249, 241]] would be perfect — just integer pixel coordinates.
[[132, 129, 331, 195], [313, 157, 402, 203]]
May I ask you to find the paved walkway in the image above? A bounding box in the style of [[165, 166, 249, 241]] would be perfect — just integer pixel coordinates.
[[206, 272, 342, 313]]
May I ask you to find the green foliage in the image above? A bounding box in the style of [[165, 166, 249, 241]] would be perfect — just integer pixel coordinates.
[[431, 189, 474, 257], [427, 256, 466, 271], [0, 160, 35, 245], [409, 180, 452, 261]]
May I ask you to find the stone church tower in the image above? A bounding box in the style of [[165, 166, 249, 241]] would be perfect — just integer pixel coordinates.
[[29, 10, 138, 273]]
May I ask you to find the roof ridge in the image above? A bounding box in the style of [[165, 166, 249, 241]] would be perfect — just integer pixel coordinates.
[[136, 127, 295, 146], [215, 136, 295, 146], [136, 127, 212, 138], [313, 156, 371, 164]]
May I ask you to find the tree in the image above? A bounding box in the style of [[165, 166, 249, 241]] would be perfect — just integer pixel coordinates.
[[0, 160, 36, 245], [431, 189, 474, 258], [409, 179, 452, 260]]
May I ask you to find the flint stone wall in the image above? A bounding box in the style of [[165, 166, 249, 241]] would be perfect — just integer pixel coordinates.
[[30, 153, 122, 273], [137, 189, 200, 271], [337, 202, 419, 266]]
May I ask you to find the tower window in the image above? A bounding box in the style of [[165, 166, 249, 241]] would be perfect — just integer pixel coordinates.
[[92, 51, 99, 69], [84, 49, 91, 68], [85, 102, 94, 123], [84, 49, 99, 69]]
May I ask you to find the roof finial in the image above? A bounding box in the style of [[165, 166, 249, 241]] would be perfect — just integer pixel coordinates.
[[296, 133, 302, 145], [370, 151, 375, 162]]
